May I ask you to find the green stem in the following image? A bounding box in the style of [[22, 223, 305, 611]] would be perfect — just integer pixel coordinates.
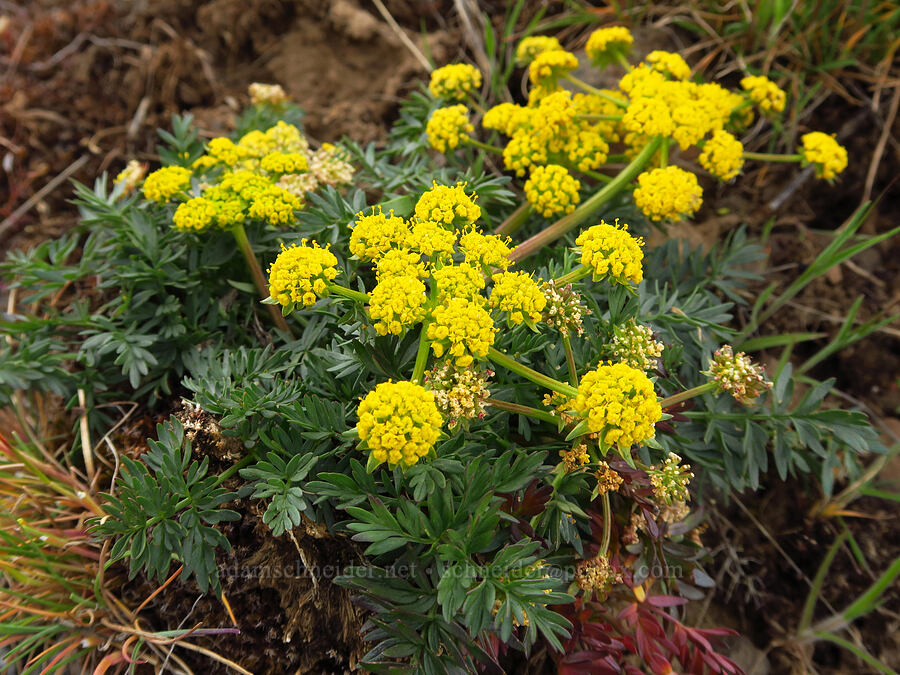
[[659, 138, 670, 168], [659, 381, 717, 408], [327, 283, 370, 304], [412, 323, 431, 383], [509, 137, 662, 262], [575, 114, 624, 122], [742, 152, 802, 163], [495, 203, 533, 237], [599, 492, 612, 556], [487, 347, 578, 397], [554, 266, 592, 286], [485, 397, 558, 425], [232, 223, 292, 335], [565, 75, 629, 108], [562, 336, 579, 386], [614, 52, 633, 72], [462, 137, 504, 154]]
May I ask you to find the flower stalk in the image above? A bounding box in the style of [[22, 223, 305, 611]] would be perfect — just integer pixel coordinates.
[[659, 381, 717, 408], [485, 397, 559, 425], [231, 223, 293, 335], [487, 346, 578, 397], [509, 137, 662, 262]]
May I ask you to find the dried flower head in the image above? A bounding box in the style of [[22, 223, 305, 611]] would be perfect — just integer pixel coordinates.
[[574, 555, 616, 597], [649, 452, 693, 504], [594, 461, 623, 495], [424, 362, 492, 430], [704, 345, 771, 405], [249, 82, 288, 106], [114, 160, 147, 194], [541, 280, 586, 338], [559, 443, 591, 472], [610, 319, 664, 372]]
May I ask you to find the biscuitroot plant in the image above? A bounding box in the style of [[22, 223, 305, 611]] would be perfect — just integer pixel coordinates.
[[407, 26, 849, 261], [252, 178, 874, 672], [0, 61, 884, 673]]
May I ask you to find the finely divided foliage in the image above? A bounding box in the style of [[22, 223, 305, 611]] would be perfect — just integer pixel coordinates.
[[0, 22, 892, 675]]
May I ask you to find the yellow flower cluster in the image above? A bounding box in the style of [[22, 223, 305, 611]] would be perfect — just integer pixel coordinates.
[[575, 221, 644, 284], [247, 186, 303, 226], [529, 49, 578, 87], [356, 380, 442, 467], [142, 166, 191, 203], [633, 166, 703, 221], [800, 132, 848, 180], [524, 164, 581, 218], [572, 362, 662, 449], [740, 75, 786, 114], [173, 197, 219, 233], [414, 183, 481, 229], [375, 248, 428, 281], [368, 275, 428, 336], [407, 220, 457, 258], [350, 208, 410, 261], [646, 50, 691, 80], [427, 297, 495, 368], [144, 119, 355, 234], [622, 96, 675, 139], [585, 26, 633, 67], [267, 241, 339, 308], [483, 102, 533, 137], [426, 105, 474, 153], [699, 129, 744, 181], [429, 63, 482, 101], [489, 271, 547, 326], [432, 263, 485, 300], [459, 230, 512, 271], [260, 151, 308, 174], [515, 35, 562, 65]]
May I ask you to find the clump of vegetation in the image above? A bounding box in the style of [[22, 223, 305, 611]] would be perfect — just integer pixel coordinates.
[[0, 18, 895, 674]]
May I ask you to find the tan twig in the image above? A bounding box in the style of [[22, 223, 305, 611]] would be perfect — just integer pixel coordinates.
[[0, 154, 90, 241], [371, 0, 431, 72], [77, 389, 96, 482], [862, 84, 900, 204]]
